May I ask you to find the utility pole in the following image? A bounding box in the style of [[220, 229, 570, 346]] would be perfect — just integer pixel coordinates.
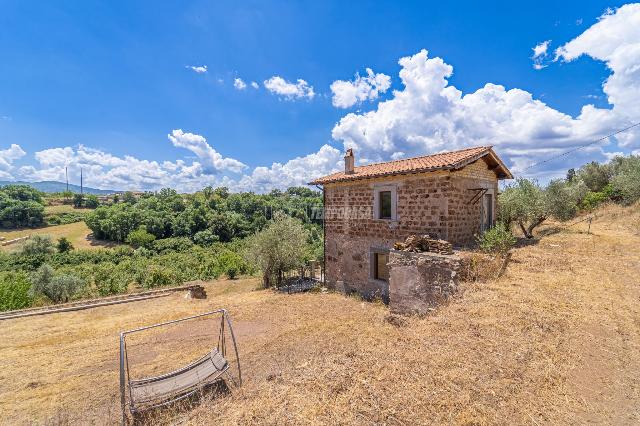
[[65, 167, 69, 192], [80, 168, 83, 195]]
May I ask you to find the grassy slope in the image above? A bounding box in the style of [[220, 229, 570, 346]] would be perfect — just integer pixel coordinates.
[[0, 221, 117, 252], [0, 204, 638, 425]]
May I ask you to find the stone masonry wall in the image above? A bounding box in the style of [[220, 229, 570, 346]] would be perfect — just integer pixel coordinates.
[[388, 250, 465, 315], [324, 158, 498, 296]]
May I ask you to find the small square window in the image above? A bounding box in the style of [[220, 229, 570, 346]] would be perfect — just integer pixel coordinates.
[[379, 191, 392, 219], [374, 252, 389, 281]]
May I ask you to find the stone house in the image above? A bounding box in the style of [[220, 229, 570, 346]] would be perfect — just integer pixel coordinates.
[[309, 146, 512, 300]]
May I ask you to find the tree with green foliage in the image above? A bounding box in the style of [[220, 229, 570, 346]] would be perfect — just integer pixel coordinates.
[[545, 179, 588, 220], [246, 212, 310, 287], [122, 191, 137, 204], [0, 184, 43, 203], [0, 185, 45, 228], [73, 193, 84, 208], [21, 235, 55, 256], [577, 161, 613, 192], [85, 194, 99, 209], [499, 179, 549, 239], [610, 155, 640, 205], [56, 237, 74, 253], [30, 264, 84, 303], [126, 226, 156, 249]]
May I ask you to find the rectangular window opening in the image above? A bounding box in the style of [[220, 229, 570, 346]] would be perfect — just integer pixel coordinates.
[[379, 191, 392, 219], [374, 252, 389, 282]]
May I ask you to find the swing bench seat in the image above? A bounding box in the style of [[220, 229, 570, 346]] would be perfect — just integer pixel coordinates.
[[129, 349, 229, 407], [120, 309, 242, 421]]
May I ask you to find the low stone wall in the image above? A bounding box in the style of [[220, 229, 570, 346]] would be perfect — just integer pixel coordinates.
[[388, 250, 465, 315]]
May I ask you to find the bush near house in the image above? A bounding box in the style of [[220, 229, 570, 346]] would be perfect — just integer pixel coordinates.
[[476, 222, 516, 255]]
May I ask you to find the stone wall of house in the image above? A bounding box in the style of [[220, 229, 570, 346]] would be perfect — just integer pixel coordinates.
[[388, 250, 465, 315], [323, 158, 498, 296]]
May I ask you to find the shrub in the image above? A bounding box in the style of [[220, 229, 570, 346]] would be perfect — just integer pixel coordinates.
[[476, 222, 516, 256], [30, 264, 84, 303], [151, 237, 194, 254], [85, 194, 99, 209], [21, 235, 55, 256], [94, 262, 131, 296], [193, 230, 219, 247], [142, 264, 182, 289], [46, 212, 85, 226], [56, 237, 74, 253], [0, 271, 33, 311], [73, 193, 84, 208], [215, 250, 246, 279], [126, 226, 156, 249], [581, 189, 610, 211]]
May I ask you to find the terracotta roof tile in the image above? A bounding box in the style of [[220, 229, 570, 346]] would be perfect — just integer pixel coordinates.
[[309, 145, 511, 185]]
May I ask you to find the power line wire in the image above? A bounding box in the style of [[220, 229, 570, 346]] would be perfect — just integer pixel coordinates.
[[519, 121, 640, 174]]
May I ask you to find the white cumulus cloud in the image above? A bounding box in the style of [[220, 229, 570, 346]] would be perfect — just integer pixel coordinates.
[[0, 144, 26, 171], [263, 76, 315, 100], [555, 3, 640, 131], [168, 129, 247, 174], [330, 68, 391, 108], [251, 81, 259, 89], [186, 65, 208, 74], [532, 40, 551, 69], [332, 37, 639, 178], [234, 78, 247, 90], [235, 144, 342, 192]]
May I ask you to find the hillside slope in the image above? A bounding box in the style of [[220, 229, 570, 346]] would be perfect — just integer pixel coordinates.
[[0, 204, 638, 425]]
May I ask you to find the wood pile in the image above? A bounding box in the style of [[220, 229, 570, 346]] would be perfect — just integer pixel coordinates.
[[393, 234, 454, 255], [188, 285, 207, 299]]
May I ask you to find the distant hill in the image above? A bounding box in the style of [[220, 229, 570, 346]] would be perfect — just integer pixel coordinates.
[[0, 180, 120, 195]]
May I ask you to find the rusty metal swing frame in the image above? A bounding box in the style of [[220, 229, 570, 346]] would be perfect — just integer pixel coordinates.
[[119, 309, 241, 422]]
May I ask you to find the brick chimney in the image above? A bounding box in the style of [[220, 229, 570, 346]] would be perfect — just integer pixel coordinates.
[[344, 148, 355, 174]]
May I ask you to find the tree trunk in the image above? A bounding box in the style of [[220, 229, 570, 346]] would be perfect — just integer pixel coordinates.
[[519, 217, 546, 238]]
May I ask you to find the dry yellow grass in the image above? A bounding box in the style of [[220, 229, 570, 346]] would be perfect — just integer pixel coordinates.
[[0, 204, 639, 425], [43, 205, 93, 215], [0, 221, 117, 251]]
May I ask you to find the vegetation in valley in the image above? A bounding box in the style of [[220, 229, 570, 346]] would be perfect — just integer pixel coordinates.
[[0, 186, 322, 311], [0, 185, 45, 228]]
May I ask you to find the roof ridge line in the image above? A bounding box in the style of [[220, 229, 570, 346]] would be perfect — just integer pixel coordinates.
[[352, 145, 492, 170]]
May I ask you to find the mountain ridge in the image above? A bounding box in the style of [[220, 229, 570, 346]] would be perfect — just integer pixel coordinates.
[[0, 180, 120, 195]]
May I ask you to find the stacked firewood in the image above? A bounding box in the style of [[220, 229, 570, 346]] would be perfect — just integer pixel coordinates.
[[393, 234, 454, 255]]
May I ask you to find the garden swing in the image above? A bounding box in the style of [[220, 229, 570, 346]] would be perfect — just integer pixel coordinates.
[[119, 309, 241, 421]]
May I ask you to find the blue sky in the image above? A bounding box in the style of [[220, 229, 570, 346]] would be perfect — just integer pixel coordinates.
[[1, 1, 638, 191]]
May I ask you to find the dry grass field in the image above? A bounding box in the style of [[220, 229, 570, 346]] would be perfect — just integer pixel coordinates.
[[0, 221, 117, 252], [1, 204, 639, 425]]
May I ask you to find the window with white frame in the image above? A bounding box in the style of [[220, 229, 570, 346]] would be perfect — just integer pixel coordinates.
[[373, 185, 397, 220]]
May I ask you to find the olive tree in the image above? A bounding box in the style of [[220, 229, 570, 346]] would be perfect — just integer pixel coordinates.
[[499, 179, 549, 239], [245, 212, 310, 288]]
